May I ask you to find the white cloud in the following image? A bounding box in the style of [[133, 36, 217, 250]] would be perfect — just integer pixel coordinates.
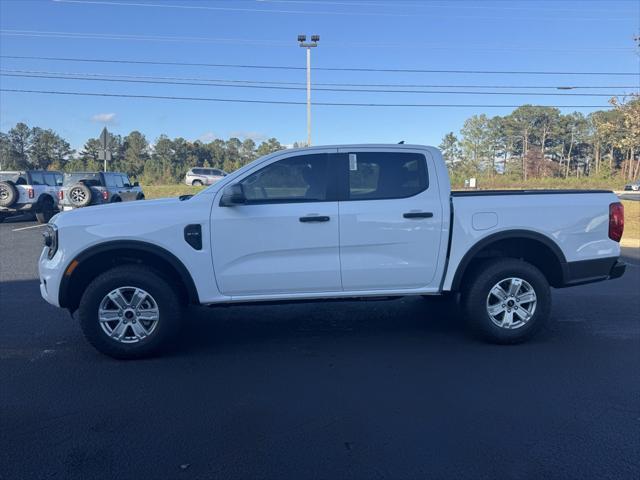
[[196, 131, 218, 142], [228, 130, 267, 143], [90, 112, 117, 124]]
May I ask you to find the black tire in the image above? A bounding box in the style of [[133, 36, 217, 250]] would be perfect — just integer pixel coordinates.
[[192, 180, 203, 186], [0, 181, 18, 207], [111, 196, 122, 203], [77, 265, 184, 359], [68, 183, 93, 207], [461, 258, 551, 344], [136, 193, 145, 201], [35, 196, 56, 224]]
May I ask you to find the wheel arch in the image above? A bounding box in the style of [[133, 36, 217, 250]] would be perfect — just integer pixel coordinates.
[[37, 193, 55, 209], [59, 240, 200, 311], [451, 230, 567, 291]]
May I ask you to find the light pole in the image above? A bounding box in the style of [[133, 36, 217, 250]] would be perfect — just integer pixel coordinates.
[[298, 34, 319, 146]]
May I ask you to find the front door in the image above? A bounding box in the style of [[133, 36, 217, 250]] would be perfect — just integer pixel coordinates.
[[211, 151, 342, 297], [336, 148, 444, 291]]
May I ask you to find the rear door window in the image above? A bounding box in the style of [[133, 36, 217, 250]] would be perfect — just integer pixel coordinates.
[[343, 152, 428, 200], [105, 174, 117, 188], [43, 173, 58, 186], [29, 172, 44, 185]]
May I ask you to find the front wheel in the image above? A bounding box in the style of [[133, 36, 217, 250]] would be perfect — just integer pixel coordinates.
[[77, 265, 184, 359], [192, 180, 203, 186], [462, 258, 551, 344]]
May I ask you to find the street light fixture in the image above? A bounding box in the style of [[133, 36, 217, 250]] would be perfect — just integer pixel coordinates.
[[298, 34, 320, 146]]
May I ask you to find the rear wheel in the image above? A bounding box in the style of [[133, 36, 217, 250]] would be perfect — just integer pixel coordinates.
[[77, 265, 184, 359], [192, 180, 203, 186], [461, 258, 551, 344], [35, 196, 56, 224]]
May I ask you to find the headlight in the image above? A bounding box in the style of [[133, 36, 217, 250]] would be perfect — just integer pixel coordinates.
[[42, 224, 58, 260]]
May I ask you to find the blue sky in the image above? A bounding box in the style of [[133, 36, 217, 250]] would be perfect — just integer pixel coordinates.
[[0, 0, 638, 150]]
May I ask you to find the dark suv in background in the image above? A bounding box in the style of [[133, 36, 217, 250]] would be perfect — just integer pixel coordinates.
[[59, 172, 145, 210]]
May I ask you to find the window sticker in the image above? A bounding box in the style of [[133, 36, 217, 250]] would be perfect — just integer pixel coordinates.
[[349, 153, 358, 171]]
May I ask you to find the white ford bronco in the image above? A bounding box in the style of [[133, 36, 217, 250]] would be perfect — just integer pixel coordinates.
[[0, 170, 63, 223], [39, 145, 626, 358]]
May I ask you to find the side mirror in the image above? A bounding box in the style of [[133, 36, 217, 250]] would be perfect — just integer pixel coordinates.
[[133, 181, 139, 187], [220, 183, 246, 206]]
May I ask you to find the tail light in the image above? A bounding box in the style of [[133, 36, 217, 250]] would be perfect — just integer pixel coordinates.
[[102, 190, 109, 201], [609, 202, 624, 242], [27, 188, 34, 199], [58, 190, 64, 200]]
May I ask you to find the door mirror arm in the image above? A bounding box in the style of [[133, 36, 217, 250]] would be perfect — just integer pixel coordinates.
[[220, 183, 247, 206]]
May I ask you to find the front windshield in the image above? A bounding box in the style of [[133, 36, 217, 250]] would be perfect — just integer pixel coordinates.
[[63, 173, 101, 186]]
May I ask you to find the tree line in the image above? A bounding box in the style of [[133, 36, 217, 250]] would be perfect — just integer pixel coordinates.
[[1, 96, 638, 184], [440, 97, 639, 184], [0, 125, 288, 183]]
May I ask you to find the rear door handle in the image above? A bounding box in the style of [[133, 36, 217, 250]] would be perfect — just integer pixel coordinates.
[[403, 212, 433, 219], [299, 215, 330, 223]]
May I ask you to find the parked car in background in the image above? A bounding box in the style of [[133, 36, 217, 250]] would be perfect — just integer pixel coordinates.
[[185, 167, 227, 186], [0, 170, 62, 223], [58, 172, 144, 210], [39, 144, 625, 358], [623, 180, 639, 191]]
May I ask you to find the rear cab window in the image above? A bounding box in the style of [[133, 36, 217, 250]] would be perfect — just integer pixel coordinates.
[[63, 173, 102, 187]]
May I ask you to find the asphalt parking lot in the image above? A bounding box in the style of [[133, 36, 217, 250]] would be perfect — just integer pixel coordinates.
[[1, 217, 639, 480]]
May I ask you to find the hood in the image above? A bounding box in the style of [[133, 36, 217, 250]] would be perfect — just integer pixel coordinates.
[[52, 197, 184, 227]]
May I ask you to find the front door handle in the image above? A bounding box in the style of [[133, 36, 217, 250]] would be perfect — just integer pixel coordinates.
[[299, 215, 330, 223], [403, 212, 433, 219]]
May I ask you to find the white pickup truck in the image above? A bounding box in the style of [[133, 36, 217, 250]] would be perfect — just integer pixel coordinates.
[[39, 145, 626, 358]]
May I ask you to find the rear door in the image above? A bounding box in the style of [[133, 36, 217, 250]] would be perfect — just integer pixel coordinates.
[[336, 148, 444, 291], [211, 149, 341, 297], [120, 174, 136, 200]]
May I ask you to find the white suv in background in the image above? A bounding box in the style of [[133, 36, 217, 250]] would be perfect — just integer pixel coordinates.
[[185, 167, 227, 186], [0, 170, 63, 223]]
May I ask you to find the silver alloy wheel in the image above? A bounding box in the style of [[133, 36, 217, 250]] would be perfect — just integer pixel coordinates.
[[485, 277, 537, 330], [98, 286, 160, 343], [69, 188, 87, 204]]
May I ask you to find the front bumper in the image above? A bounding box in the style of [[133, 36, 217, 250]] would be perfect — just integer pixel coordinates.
[[38, 247, 63, 307]]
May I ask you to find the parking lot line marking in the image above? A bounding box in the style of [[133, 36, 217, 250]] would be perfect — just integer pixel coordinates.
[[12, 224, 47, 232]]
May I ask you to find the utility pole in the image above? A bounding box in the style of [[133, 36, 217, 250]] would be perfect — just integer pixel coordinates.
[[298, 34, 319, 146], [98, 127, 112, 171]]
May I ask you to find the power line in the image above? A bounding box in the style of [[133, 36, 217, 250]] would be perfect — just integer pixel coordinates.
[[1, 55, 637, 76], [0, 29, 632, 53], [256, 0, 638, 15], [4, 68, 634, 90], [0, 88, 612, 108], [0, 72, 629, 97], [51, 0, 633, 20]]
